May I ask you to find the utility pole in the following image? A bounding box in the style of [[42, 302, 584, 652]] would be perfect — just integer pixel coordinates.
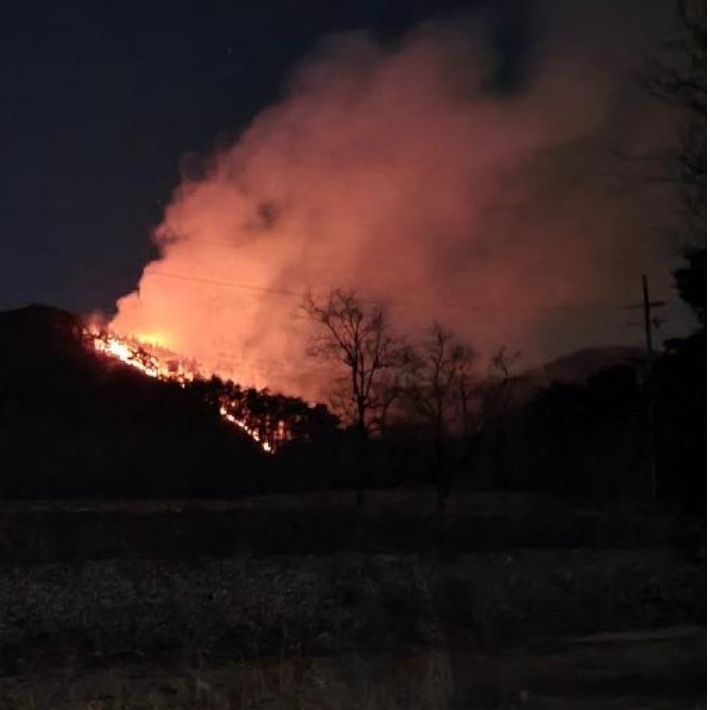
[[642, 276, 652, 365], [627, 274, 665, 501]]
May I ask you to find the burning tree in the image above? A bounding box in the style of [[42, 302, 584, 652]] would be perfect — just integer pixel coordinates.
[[85, 324, 318, 453]]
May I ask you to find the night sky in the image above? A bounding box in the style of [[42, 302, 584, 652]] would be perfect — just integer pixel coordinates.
[[1, 0, 522, 313], [1, 0, 692, 386]]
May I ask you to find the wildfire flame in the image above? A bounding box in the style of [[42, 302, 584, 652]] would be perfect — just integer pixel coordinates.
[[85, 325, 276, 453], [90, 331, 196, 384], [219, 405, 273, 453]]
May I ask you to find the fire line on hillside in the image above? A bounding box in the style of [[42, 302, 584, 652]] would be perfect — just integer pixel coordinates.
[[85, 325, 277, 453]]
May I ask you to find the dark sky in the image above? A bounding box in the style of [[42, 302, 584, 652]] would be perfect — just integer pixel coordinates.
[[0, 0, 531, 313]]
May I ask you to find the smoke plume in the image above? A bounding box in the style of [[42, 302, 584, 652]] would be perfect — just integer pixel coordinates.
[[111, 1, 678, 401]]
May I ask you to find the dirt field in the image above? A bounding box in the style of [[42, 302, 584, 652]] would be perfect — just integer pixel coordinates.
[[0, 492, 703, 708], [0, 626, 704, 709]]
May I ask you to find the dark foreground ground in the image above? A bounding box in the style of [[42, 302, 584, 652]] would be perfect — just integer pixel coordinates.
[[1, 626, 704, 709], [0, 491, 704, 709]]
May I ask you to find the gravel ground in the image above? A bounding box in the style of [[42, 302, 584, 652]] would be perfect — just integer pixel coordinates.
[[0, 548, 702, 673]]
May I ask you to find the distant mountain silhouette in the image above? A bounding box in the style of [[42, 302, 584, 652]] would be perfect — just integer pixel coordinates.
[[537, 346, 645, 385], [491, 346, 646, 412]]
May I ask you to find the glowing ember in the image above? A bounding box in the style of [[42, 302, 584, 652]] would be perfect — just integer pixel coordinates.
[[219, 406, 273, 453], [90, 331, 195, 383], [85, 325, 276, 453]]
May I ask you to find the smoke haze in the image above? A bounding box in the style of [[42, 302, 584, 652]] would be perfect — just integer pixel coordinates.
[[111, 0, 682, 401]]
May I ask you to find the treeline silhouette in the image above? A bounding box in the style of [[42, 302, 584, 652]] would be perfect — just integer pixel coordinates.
[[0, 302, 703, 513]]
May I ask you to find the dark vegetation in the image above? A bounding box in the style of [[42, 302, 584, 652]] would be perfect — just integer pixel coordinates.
[[0, 305, 266, 498], [0, 492, 697, 565], [0, 300, 704, 519]]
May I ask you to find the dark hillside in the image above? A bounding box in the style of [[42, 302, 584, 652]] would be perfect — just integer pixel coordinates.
[[0, 305, 269, 497]]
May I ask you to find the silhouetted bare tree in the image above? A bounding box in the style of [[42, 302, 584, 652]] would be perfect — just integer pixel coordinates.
[[457, 346, 520, 489], [640, 0, 706, 321], [303, 289, 406, 503], [487, 346, 521, 488], [405, 322, 475, 509]]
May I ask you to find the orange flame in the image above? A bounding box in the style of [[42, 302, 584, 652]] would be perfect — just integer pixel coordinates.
[[85, 325, 276, 453], [219, 405, 273, 453]]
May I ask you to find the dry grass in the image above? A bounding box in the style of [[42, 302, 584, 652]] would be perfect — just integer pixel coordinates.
[[0, 649, 454, 710]]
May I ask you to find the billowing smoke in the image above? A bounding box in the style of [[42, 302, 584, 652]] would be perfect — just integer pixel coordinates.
[[111, 1, 678, 401]]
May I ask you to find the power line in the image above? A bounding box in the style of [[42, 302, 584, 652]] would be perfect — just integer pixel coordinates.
[[4, 241, 674, 316], [142, 238, 670, 313], [143, 267, 305, 299], [137, 267, 659, 314]]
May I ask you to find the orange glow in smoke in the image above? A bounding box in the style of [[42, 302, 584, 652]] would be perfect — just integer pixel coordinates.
[[107, 14, 675, 404]]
